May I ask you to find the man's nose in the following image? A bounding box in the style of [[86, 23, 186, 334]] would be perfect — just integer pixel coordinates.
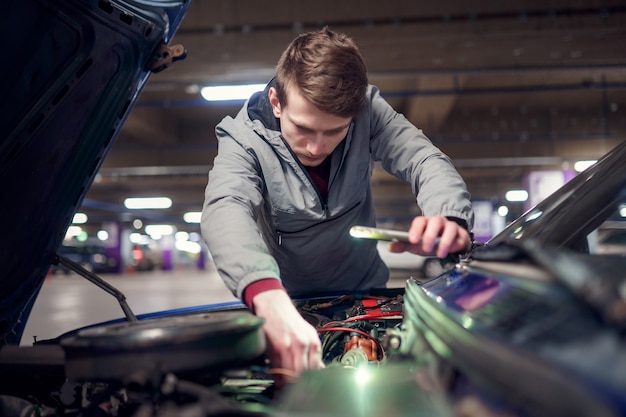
[[306, 136, 324, 156]]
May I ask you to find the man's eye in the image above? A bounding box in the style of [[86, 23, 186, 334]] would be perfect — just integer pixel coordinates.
[[325, 128, 346, 137]]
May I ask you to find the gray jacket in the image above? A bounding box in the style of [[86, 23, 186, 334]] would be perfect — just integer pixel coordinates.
[[202, 82, 474, 299]]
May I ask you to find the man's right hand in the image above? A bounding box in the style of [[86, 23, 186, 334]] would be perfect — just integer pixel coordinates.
[[252, 289, 324, 377]]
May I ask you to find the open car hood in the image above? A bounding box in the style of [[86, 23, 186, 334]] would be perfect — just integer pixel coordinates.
[[488, 140, 626, 249], [0, 0, 190, 345]]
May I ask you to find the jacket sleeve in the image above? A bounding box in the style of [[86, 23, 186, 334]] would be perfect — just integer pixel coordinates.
[[201, 119, 281, 299], [367, 86, 475, 230]]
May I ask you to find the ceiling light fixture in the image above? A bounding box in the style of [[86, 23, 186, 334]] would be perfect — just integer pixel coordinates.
[[124, 197, 172, 209], [175, 240, 202, 254], [183, 211, 202, 223], [145, 224, 175, 240], [130, 233, 150, 245], [72, 212, 88, 224], [65, 226, 82, 239], [505, 190, 529, 202], [574, 160, 597, 172], [200, 83, 266, 101]]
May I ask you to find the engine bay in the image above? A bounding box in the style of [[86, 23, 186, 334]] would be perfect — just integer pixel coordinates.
[[5, 251, 623, 417], [0, 290, 420, 417]]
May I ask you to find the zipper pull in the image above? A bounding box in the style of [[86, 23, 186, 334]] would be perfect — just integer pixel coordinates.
[[277, 232, 282, 246]]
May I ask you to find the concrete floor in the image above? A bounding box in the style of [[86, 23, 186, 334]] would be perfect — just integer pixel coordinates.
[[21, 261, 414, 346]]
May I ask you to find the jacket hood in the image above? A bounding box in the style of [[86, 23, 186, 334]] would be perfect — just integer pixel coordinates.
[[246, 79, 281, 133]]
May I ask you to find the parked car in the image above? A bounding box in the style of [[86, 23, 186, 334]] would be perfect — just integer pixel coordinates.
[[377, 241, 445, 278], [595, 226, 626, 256], [130, 244, 162, 272], [49, 244, 116, 275], [1, 0, 625, 416]]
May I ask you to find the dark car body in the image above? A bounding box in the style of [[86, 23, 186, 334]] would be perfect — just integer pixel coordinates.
[[398, 142, 626, 417], [1, 1, 625, 416]]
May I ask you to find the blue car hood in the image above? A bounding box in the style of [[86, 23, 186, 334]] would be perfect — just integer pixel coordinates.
[[0, 0, 190, 345]]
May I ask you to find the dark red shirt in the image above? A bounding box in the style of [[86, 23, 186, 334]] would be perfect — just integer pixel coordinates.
[[304, 157, 331, 203]]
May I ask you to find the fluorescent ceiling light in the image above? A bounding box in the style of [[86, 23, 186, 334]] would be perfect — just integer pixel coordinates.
[[183, 211, 202, 223], [65, 226, 82, 239], [130, 232, 150, 245], [175, 231, 190, 241], [124, 197, 172, 209], [175, 240, 202, 254], [72, 212, 88, 224], [200, 83, 266, 101], [574, 159, 597, 172], [505, 189, 528, 202], [145, 224, 175, 239]]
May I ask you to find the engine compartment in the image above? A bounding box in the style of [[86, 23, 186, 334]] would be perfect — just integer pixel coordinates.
[[0, 290, 418, 417], [5, 257, 623, 417]]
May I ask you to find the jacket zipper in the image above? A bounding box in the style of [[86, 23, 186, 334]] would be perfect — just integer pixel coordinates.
[[276, 201, 360, 246], [275, 133, 353, 245]]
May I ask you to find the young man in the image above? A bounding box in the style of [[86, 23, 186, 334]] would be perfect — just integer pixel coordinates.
[[201, 27, 474, 376]]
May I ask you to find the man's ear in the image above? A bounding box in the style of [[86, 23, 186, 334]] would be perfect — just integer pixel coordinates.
[[268, 87, 281, 118]]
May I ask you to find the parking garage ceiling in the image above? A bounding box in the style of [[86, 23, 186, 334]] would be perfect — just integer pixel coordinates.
[[84, 0, 626, 230]]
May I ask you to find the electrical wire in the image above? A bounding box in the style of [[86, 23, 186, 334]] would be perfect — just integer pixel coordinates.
[[343, 311, 403, 322]]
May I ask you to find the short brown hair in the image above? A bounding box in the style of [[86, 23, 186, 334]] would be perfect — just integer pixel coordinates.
[[275, 27, 368, 118]]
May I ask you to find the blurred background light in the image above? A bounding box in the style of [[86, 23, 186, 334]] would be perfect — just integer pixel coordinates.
[[175, 231, 190, 241], [145, 224, 175, 240], [76, 231, 88, 242], [201, 83, 266, 101], [124, 197, 172, 209], [72, 212, 88, 224], [574, 160, 597, 172], [505, 189, 529, 202], [175, 240, 202, 254], [183, 211, 202, 224], [130, 233, 151, 245], [65, 226, 82, 239]]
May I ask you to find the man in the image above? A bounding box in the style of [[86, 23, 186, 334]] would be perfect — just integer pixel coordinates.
[[201, 27, 474, 376]]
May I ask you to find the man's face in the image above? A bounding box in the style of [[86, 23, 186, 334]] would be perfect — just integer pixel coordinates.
[[268, 86, 351, 167]]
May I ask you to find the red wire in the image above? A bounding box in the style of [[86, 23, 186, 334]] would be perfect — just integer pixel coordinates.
[[319, 311, 402, 329], [343, 311, 402, 322]]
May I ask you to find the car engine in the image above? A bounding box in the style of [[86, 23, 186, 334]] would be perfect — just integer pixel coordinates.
[[0, 289, 426, 417]]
